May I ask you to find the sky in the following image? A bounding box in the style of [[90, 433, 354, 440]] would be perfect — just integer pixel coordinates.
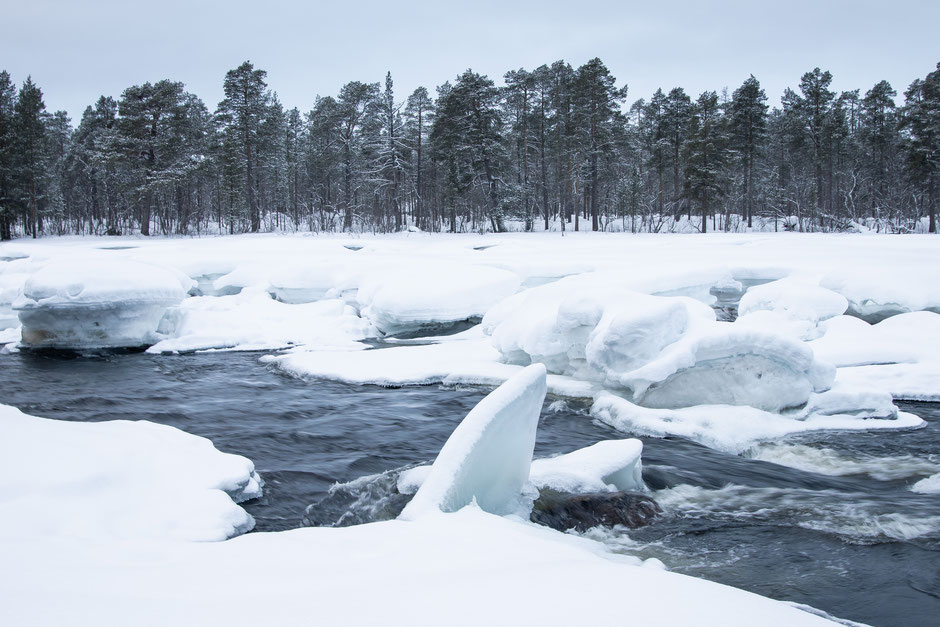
[[3, 0, 939, 123]]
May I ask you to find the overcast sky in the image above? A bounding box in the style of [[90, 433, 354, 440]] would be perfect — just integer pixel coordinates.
[[3, 0, 938, 122]]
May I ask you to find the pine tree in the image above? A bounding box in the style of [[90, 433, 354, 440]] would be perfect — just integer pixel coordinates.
[[730, 76, 768, 227], [404, 87, 433, 229], [573, 58, 626, 231], [684, 91, 728, 232], [14, 77, 48, 238], [217, 61, 272, 232], [0, 71, 15, 240], [902, 63, 940, 233]]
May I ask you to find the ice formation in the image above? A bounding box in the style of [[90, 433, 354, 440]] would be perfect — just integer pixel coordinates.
[[398, 438, 645, 497], [484, 280, 834, 412], [400, 363, 547, 518], [592, 392, 924, 454], [148, 287, 374, 353], [357, 263, 521, 335], [13, 259, 192, 349], [0, 403, 260, 542], [528, 439, 645, 493]]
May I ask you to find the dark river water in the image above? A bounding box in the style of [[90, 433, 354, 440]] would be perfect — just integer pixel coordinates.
[[1, 349, 937, 627]]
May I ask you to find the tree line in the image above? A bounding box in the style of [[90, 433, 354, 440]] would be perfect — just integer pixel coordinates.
[[0, 58, 938, 240]]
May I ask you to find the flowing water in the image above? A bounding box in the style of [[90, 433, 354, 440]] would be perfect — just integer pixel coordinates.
[[1, 350, 937, 627]]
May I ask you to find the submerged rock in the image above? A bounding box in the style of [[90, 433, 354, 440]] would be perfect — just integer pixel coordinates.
[[530, 489, 662, 532]]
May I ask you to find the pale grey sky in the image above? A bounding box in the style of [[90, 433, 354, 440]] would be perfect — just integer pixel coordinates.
[[3, 0, 938, 122]]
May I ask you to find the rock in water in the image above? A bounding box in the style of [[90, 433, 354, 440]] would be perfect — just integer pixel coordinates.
[[530, 489, 662, 532]]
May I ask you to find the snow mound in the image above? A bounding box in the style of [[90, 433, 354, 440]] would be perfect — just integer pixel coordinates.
[[592, 391, 923, 454], [398, 439, 645, 497], [485, 281, 834, 412], [13, 259, 192, 349], [0, 404, 260, 542], [400, 364, 547, 518], [148, 287, 374, 353], [739, 278, 848, 324], [529, 439, 645, 493], [736, 278, 847, 339], [358, 264, 521, 335]]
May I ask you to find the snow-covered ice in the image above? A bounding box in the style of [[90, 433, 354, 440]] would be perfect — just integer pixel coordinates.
[[399, 438, 646, 496], [0, 403, 260, 542], [529, 439, 645, 493], [357, 263, 521, 335], [13, 258, 192, 349], [592, 391, 924, 454], [484, 279, 835, 412], [400, 364, 546, 518], [148, 287, 374, 353]]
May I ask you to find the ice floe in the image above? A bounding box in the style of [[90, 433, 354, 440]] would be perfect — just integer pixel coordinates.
[[13, 259, 192, 349], [148, 287, 374, 353]]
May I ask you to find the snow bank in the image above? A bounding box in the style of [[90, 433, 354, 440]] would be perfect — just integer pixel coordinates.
[[400, 364, 547, 518], [592, 392, 924, 454], [13, 259, 192, 349], [0, 404, 260, 542], [485, 280, 834, 412], [1, 504, 835, 627], [357, 264, 521, 335], [529, 439, 645, 493], [148, 287, 374, 353]]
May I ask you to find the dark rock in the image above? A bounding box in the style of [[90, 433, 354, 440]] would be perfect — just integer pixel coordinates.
[[530, 489, 662, 532]]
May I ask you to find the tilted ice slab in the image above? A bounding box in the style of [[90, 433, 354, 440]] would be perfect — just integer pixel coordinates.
[[485, 280, 834, 412], [13, 259, 193, 349], [357, 263, 521, 335], [400, 364, 547, 518], [398, 438, 645, 497], [148, 287, 375, 353], [592, 391, 924, 454], [0, 403, 260, 542]]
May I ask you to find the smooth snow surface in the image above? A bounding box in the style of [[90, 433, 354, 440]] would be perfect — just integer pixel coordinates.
[[398, 438, 646, 496], [148, 288, 374, 353], [2, 504, 836, 627], [0, 404, 260, 542], [400, 364, 547, 518], [592, 392, 923, 454], [529, 439, 645, 493]]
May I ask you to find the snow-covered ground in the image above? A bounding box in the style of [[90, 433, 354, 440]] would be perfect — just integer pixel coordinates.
[[1, 369, 837, 626], [2, 231, 938, 625]]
